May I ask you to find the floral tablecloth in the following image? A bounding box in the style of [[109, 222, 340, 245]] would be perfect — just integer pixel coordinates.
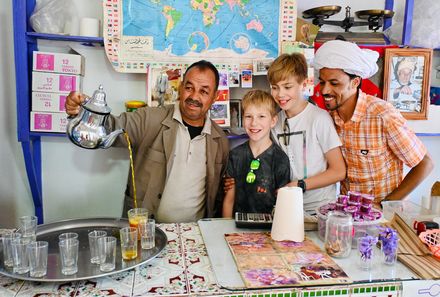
[[0, 224, 403, 297]]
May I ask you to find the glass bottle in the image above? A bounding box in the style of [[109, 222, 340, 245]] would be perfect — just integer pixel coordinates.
[[324, 211, 353, 258]]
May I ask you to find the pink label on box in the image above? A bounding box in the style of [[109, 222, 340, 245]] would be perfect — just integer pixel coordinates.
[[59, 76, 76, 92], [34, 114, 52, 130], [59, 95, 67, 111], [36, 54, 54, 71]]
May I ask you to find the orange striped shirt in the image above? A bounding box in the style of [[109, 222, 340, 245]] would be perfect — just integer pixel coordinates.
[[330, 92, 426, 203]]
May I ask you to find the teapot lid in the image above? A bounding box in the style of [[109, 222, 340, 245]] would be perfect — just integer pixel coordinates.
[[83, 85, 112, 114]]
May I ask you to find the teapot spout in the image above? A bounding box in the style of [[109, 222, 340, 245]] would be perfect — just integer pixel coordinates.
[[100, 129, 125, 149]]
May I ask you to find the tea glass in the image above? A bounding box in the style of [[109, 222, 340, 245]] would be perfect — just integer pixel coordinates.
[[120, 227, 138, 260], [27, 241, 49, 277]]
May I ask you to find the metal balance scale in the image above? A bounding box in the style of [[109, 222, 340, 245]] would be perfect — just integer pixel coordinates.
[[302, 5, 394, 44]]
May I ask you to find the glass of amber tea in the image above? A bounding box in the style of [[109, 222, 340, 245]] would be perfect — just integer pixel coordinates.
[[119, 227, 138, 260], [127, 208, 149, 229]]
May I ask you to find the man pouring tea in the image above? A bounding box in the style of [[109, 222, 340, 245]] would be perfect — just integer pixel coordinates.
[[65, 60, 229, 223]]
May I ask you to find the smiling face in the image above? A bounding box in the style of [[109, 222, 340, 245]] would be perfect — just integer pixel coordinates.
[[270, 75, 306, 113], [318, 68, 360, 112], [178, 67, 218, 126], [243, 104, 277, 144]]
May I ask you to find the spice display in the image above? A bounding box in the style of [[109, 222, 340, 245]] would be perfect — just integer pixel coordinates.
[[358, 235, 378, 270], [378, 227, 399, 265]]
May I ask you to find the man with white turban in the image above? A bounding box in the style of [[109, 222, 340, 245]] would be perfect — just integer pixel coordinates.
[[312, 40, 433, 206]]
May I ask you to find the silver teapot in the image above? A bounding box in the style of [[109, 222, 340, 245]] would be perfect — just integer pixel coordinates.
[[66, 85, 124, 149]]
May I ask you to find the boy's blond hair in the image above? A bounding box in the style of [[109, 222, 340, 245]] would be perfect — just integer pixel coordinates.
[[267, 53, 308, 85], [242, 90, 278, 117]]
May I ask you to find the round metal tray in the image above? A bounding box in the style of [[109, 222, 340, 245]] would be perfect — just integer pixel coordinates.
[[0, 217, 167, 282]]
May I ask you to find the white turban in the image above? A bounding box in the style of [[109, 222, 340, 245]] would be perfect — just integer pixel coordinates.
[[312, 40, 379, 79]]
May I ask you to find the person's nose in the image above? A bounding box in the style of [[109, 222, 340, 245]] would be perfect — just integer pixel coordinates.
[[320, 82, 331, 95]]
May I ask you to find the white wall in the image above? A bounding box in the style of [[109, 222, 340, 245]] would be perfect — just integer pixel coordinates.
[[1, 0, 439, 227]]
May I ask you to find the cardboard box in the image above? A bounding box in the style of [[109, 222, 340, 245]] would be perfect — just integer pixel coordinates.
[[32, 92, 67, 112], [33, 51, 85, 75], [30, 112, 68, 133], [32, 72, 82, 94]]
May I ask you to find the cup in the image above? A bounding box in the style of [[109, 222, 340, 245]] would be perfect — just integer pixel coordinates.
[[19, 215, 38, 244], [11, 238, 30, 274], [138, 219, 155, 249], [381, 238, 399, 265], [127, 208, 149, 229], [27, 241, 48, 277], [59, 238, 79, 275], [58, 232, 78, 242], [2, 231, 21, 267], [88, 230, 107, 264], [98, 236, 117, 272], [357, 236, 377, 271], [120, 227, 138, 260]]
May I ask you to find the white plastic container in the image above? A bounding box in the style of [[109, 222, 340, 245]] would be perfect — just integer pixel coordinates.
[[382, 200, 436, 226]]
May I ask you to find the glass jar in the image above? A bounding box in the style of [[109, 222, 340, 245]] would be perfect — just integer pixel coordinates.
[[324, 211, 353, 258], [125, 100, 147, 112]]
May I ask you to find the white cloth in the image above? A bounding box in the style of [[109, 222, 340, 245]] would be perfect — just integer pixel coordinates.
[[312, 40, 379, 79], [271, 103, 342, 213], [156, 104, 210, 223]]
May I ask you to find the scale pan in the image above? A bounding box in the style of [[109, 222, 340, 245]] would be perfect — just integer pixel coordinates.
[[356, 9, 394, 19], [303, 5, 342, 19]]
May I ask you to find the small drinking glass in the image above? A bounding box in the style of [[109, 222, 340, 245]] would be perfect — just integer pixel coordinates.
[[98, 236, 117, 272], [120, 227, 138, 260], [138, 219, 155, 249], [127, 208, 149, 229], [357, 236, 378, 271], [381, 238, 400, 265], [18, 215, 38, 244], [88, 230, 107, 264], [58, 232, 78, 242], [11, 238, 30, 274], [59, 238, 79, 275], [2, 231, 21, 267], [27, 241, 49, 277]]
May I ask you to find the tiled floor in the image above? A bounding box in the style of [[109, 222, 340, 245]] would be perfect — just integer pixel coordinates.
[[1, 224, 404, 297]]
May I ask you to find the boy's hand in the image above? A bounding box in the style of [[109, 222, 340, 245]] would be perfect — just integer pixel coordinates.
[[223, 177, 235, 193]]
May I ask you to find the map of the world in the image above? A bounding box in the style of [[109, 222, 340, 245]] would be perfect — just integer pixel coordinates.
[[122, 0, 280, 62]]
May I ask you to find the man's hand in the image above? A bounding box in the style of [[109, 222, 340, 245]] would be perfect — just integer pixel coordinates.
[[65, 91, 87, 116], [223, 176, 235, 193], [400, 85, 413, 95]]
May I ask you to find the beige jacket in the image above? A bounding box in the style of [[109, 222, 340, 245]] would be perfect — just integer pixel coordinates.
[[106, 104, 229, 219]]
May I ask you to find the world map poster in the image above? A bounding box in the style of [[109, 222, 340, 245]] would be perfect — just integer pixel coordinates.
[[104, 0, 297, 70], [225, 232, 351, 288]]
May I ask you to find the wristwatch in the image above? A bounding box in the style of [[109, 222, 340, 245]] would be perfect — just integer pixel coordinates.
[[297, 179, 307, 193]]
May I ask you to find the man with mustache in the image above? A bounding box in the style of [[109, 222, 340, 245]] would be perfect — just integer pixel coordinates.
[[312, 40, 433, 206], [65, 60, 229, 222]]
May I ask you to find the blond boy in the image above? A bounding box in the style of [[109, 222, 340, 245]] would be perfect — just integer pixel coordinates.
[[268, 53, 346, 213], [222, 90, 290, 217]]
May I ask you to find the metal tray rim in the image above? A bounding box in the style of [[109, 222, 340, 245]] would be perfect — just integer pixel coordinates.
[[0, 217, 167, 282]]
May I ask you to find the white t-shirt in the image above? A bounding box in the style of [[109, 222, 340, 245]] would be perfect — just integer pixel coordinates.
[[272, 103, 342, 212]]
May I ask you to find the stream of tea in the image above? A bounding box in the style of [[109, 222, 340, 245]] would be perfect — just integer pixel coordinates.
[[124, 132, 137, 209]]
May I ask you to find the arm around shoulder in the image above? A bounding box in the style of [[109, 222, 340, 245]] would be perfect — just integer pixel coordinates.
[[222, 187, 235, 218]]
